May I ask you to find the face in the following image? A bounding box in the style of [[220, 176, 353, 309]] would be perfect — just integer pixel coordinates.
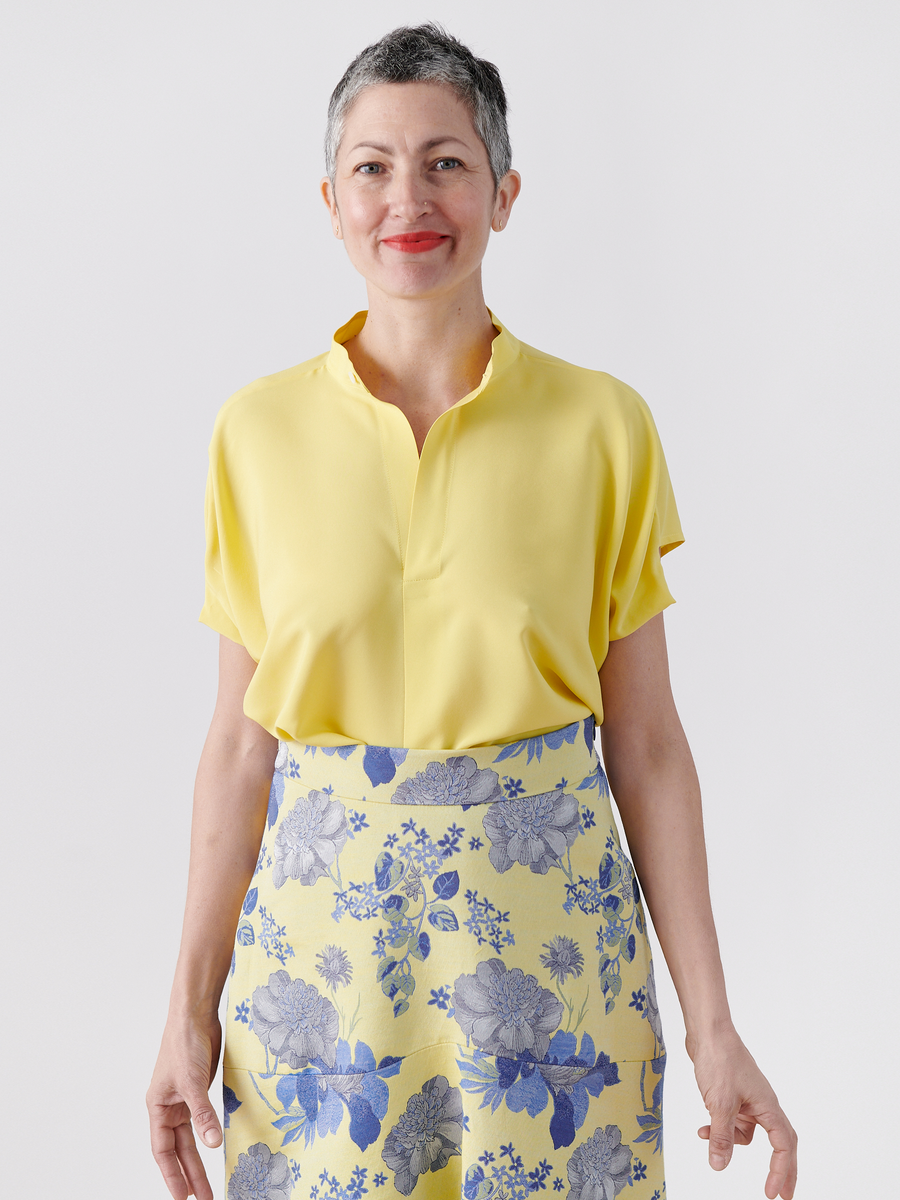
[[321, 81, 520, 304]]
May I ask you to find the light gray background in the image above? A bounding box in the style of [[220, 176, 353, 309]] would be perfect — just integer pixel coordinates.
[[2, 1, 897, 1196]]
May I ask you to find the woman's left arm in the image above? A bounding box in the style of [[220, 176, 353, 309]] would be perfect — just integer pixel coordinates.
[[598, 612, 797, 1200]]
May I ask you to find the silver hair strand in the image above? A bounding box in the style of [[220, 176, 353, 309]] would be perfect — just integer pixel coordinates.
[[325, 23, 512, 189]]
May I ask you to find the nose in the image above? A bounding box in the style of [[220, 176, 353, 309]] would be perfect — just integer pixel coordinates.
[[388, 165, 431, 222]]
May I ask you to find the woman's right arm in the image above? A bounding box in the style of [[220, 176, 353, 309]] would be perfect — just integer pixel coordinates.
[[147, 635, 278, 1200]]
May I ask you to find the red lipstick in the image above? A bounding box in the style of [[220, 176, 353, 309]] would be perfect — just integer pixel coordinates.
[[382, 231, 450, 253]]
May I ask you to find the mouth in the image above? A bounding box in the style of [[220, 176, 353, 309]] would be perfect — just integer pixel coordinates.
[[382, 231, 450, 254]]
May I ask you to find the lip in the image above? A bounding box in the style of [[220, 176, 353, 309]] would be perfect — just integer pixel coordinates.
[[382, 231, 450, 254]]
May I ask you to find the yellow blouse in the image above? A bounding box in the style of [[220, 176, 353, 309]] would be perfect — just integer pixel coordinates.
[[200, 311, 684, 749]]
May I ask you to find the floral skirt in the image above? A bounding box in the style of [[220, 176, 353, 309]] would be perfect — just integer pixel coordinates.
[[223, 716, 666, 1200]]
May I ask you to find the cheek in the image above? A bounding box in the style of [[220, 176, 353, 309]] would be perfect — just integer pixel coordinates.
[[341, 191, 384, 238], [454, 192, 495, 236]]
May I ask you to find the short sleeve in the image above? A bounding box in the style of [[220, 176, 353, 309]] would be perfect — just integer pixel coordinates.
[[198, 408, 266, 651], [199, 461, 244, 644], [607, 399, 684, 642]]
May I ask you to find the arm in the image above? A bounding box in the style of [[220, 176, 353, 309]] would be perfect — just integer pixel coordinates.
[[599, 613, 797, 1200], [147, 635, 278, 1200]]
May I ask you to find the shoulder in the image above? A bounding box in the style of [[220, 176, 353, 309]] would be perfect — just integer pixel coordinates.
[[209, 350, 331, 451], [512, 337, 661, 441]]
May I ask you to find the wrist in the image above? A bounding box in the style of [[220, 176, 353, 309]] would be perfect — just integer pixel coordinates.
[[167, 987, 223, 1025], [684, 1015, 740, 1061], [168, 949, 231, 1022]]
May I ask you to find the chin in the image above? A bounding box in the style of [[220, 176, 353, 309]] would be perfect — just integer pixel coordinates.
[[373, 269, 459, 301]]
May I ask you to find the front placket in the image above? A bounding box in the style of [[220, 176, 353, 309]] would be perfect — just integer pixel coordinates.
[[375, 402, 462, 746]]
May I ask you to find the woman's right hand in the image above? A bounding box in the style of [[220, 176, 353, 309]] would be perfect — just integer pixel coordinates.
[[147, 1012, 223, 1200]]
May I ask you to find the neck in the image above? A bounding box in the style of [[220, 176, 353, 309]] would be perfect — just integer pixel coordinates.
[[345, 275, 498, 409]]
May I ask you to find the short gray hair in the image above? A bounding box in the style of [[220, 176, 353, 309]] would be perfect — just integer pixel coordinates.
[[325, 23, 511, 189]]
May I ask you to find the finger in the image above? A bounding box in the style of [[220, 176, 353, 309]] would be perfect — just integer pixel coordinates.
[[732, 1113, 757, 1147], [149, 1114, 191, 1200], [184, 1084, 223, 1149], [777, 1155, 799, 1200], [757, 1108, 798, 1200], [174, 1120, 215, 1200], [707, 1103, 739, 1171]]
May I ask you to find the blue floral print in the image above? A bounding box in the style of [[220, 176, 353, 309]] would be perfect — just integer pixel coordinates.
[[381, 1074, 464, 1195], [463, 1142, 563, 1198], [226, 721, 665, 1196], [252, 970, 339, 1070], [483, 789, 581, 875], [362, 744, 408, 787], [227, 1141, 293, 1200], [273, 792, 348, 888], [452, 958, 563, 1059], [643, 964, 664, 1046], [333, 820, 470, 1019], [464, 888, 514, 955], [390, 756, 502, 806], [258, 905, 296, 966], [492, 717, 589, 765], [634, 1057, 666, 1156], [457, 1029, 621, 1149], [540, 936, 585, 983], [315, 945, 353, 991], [269, 771, 286, 829], [561, 833, 648, 1018], [565, 1124, 633, 1199], [307, 1164, 373, 1199], [269, 1039, 402, 1152], [223, 1083, 242, 1129]]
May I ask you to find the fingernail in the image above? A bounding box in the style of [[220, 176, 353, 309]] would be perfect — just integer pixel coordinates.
[[204, 1130, 218, 1145], [711, 1155, 727, 1169]]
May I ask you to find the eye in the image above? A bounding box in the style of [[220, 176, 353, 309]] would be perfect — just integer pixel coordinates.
[[434, 157, 462, 171], [356, 162, 383, 175]]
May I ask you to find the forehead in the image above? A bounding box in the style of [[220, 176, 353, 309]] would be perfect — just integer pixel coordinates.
[[340, 81, 481, 154]]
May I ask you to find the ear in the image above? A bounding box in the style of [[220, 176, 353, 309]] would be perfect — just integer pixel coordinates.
[[320, 177, 342, 239], [492, 169, 522, 232]]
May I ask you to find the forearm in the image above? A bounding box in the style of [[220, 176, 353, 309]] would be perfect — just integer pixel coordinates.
[[168, 718, 276, 1020], [601, 709, 733, 1050]]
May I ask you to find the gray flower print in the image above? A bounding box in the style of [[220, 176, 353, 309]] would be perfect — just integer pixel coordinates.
[[540, 935, 585, 983], [452, 958, 563, 1059], [315, 944, 353, 991], [251, 969, 339, 1069], [645, 962, 664, 1047], [391, 757, 502, 805], [482, 789, 580, 874], [402, 864, 423, 900], [272, 790, 347, 888], [227, 1141, 293, 1200], [538, 1062, 596, 1090], [273, 741, 289, 774], [381, 1074, 464, 1196], [566, 1125, 633, 1200]]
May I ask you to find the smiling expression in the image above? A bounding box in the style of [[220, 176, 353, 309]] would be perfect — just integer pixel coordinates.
[[321, 81, 520, 304]]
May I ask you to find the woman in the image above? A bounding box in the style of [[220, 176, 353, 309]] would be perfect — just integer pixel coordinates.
[[148, 24, 797, 1200]]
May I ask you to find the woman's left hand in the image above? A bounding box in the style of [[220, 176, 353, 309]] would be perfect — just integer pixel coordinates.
[[689, 1027, 798, 1199]]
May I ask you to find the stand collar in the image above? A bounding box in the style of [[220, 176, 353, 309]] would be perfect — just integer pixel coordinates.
[[325, 309, 520, 406]]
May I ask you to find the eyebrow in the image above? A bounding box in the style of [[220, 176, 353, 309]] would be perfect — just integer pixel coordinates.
[[347, 136, 471, 156]]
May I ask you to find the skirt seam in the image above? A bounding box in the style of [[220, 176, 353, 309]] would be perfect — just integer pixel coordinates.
[[295, 786, 593, 807], [223, 1042, 665, 1076]]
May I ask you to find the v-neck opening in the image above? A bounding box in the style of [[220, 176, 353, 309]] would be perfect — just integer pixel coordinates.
[[326, 308, 520, 579]]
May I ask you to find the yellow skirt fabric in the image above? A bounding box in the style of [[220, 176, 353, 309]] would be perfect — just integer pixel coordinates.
[[223, 717, 666, 1199]]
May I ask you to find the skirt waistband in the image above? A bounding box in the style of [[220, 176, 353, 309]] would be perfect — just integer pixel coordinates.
[[275, 715, 600, 805]]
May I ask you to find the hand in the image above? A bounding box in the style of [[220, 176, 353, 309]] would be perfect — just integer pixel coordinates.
[[147, 1012, 223, 1200], [689, 1028, 797, 1199]]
